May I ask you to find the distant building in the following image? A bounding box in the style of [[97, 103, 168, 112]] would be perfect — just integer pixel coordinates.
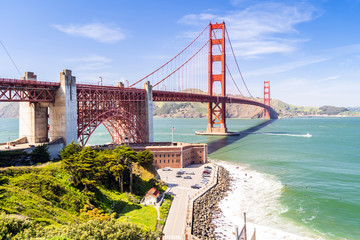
[[131, 142, 207, 169], [141, 187, 161, 205], [95, 142, 208, 169]]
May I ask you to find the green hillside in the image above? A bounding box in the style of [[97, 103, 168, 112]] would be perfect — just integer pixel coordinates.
[[0, 144, 166, 239]]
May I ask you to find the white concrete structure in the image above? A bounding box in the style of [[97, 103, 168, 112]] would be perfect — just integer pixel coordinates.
[[19, 72, 49, 143], [144, 81, 154, 142], [49, 70, 77, 145], [141, 187, 161, 205]]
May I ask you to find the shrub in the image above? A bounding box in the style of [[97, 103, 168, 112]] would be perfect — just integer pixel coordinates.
[[15, 219, 163, 240], [30, 144, 50, 164], [0, 213, 36, 239], [60, 142, 82, 159]]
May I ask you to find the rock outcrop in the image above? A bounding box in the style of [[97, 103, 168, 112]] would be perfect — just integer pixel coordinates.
[[192, 166, 231, 240]]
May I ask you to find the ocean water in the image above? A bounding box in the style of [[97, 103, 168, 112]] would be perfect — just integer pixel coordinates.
[[1, 117, 359, 239]]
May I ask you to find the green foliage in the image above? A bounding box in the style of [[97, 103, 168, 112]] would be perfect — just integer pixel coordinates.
[[14, 219, 163, 240], [159, 195, 173, 221], [137, 149, 153, 166], [11, 172, 66, 203], [319, 105, 348, 115], [60, 142, 82, 159], [0, 145, 163, 237], [61, 147, 98, 191], [155, 102, 191, 115], [30, 144, 50, 163], [0, 175, 8, 185], [0, 150, 29, 167], [118, 204, 158, 230], [0, 164, 88, 222], [0, 213, 36, 239]]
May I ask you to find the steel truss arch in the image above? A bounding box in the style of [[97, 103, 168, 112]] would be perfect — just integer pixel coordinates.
[[77, 108, 147, 146]]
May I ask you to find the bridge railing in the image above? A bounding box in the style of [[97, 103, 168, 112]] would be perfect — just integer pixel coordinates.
[[0, 78, 60, 87]]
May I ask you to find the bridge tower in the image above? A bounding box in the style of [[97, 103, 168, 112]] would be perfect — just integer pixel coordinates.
[[263, 81, 271, 119], [206, 22, 227, 134]]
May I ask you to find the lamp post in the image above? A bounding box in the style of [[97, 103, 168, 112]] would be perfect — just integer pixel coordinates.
[[124, 136, 129, 146], [171, 127, 175, 143]]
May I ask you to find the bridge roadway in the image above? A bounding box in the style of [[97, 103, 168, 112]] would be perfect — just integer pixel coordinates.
[[0, 78, 269, 110], [157, 163, 216, 239]]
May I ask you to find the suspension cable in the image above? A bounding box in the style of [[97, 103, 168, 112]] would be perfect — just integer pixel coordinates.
[[212, 30, 244, 97], [225, 28, 254, 99], [153, 27, 221, 88], [153, 40, 209, 87], [0, 39, 22, 77], [129, 25, 209, 88], [227, 65, 244, 96]]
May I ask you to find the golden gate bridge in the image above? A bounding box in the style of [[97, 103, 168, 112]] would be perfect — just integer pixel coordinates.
[[0, 22, 272, 146]]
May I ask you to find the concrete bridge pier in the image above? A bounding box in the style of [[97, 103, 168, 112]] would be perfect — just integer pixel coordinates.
[[19, 72, 49, 143], [144, 81, 154, 142], [49, 70, 77, 145]]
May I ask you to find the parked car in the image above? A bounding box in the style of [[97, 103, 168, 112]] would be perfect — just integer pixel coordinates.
[[162, 167, 171, 171], [203, 170, 211, 174], [202, 173, 211, 178], [191, 184, 202, 189], [186, 171, 195, 175], [177, 170, 185, 175], [204, 166, 212, 170], [200, 178, 209, 184], [176, 175, 182, 178], [184, 176, 192, 179]]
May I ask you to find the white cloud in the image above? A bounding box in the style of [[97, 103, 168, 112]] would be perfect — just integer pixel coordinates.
[[53, 23, 126, 43], [178, 13, 217, 25], [316, 75, 341, 83], [246, 56, 329, 76], [178, 2, 318, 57], [66, 54, 113, 71]]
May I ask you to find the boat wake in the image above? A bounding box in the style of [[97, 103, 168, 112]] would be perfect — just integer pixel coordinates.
[[243, 132, 312, 137]]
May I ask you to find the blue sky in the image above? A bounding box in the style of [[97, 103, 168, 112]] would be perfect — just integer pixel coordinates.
[[1, 0, 360, 107]]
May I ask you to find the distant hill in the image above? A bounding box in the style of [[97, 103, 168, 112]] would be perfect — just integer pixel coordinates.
[[153, 96, 358, 118], [348, 107, 360, 112], [0, 102, 19, 118]]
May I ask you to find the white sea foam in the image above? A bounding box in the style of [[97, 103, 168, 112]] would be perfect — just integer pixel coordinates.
[[211, 160, 326, 240]]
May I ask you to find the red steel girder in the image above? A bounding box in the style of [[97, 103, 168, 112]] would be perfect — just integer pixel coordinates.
[[0, 78, 59, 102], [76, 85, 147, 146], [152, 90, 271, 109]]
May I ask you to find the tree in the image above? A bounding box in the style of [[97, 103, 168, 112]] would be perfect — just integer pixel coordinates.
[[112, 146, 137, 194], [105, 154, 126, 192], [60, 141, 82, 159], [137, 149, 153, 166], [62, 147, 98, 192], [30, 144, 50, 163]]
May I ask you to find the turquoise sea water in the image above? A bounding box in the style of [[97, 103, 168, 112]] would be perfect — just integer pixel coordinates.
[[1, 117, 359, 239]]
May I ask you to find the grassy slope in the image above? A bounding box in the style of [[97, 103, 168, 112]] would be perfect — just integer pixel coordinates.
[[0, 162, 160, 230]]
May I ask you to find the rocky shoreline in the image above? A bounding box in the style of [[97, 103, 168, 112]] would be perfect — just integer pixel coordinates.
[[192, 166, 232, 240]]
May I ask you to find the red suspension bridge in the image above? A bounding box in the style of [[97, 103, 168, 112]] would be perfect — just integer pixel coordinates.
[[0, 22, 272, 146]]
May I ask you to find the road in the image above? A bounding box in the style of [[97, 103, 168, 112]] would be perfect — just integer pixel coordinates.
[[157, 163, 215, 239]]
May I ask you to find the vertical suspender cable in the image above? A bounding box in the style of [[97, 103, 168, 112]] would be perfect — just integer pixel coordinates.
[[225, 28, 254, 99]]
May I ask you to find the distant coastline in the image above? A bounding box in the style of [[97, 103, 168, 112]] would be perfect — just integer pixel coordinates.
[[1, 101, 359, 119]]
